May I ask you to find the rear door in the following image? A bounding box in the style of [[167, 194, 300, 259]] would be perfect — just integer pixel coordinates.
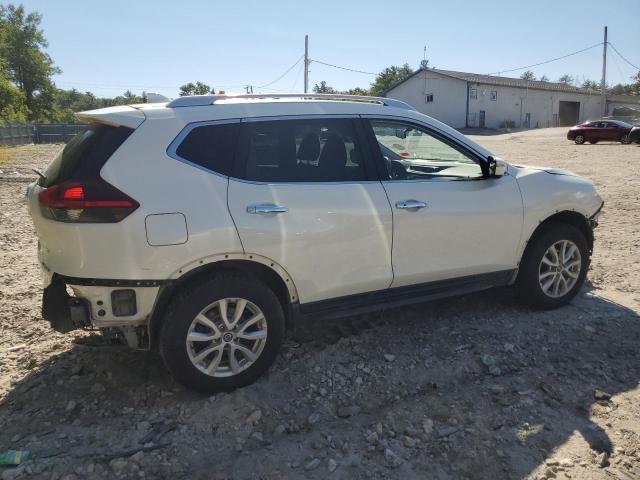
[[227, 117, 393, 304], [364, 118, 523, 287]]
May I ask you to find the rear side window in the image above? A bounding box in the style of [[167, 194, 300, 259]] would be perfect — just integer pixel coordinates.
[[172, 122, 239, 176], [41, 125, 133, 187], [236, 119, 367, 183]]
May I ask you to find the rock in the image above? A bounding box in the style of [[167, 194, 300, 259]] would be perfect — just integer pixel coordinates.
[[337, 405, 360, 418], [437, 426, 460, 438], [403, 435, 417, 448], [594, 390, 611, 401], [131, 451, 145, 463], [504, 343, 515, 353], [246, 409, 262, 425], [308, 413, 320, 425], [328, 458, 338, 473], [273, 424, 286, 436], [109, 458, 128, 474], [584, 325, 596, 333], [594, 452, 609, 468], [422, 419, 434, 434], [384, 448, 402, 467], [304, 458, 320, 471], [1, 468, 23, 480], [559, 458, 574, 467], [480, 354, 502, 376], [7, 344, 26, 352], [250, 431, 264, 442], [384, 354, 396, 362], [364, 430, 379, 444], [137, 420, 151, 432], [90, 383, 106, 394], [65, 400, 77, 412]]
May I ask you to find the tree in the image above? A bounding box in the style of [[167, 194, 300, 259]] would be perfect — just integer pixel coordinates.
[[558, 74, 574, 85], [179, 81, 214, 96], [0, 4, 60, 121], [520, 70, 536, 81], [342, 87, 369, 96], [420, 59, 429, 69], [312, 81, 336, 94], [0, 64, 27, 123], [369, 64, 414, 96], [581, 79, 600, 91], [539, 75, 549, 82]]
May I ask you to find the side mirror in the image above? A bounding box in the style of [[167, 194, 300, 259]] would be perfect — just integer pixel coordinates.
[[487, 156, 507, 177]]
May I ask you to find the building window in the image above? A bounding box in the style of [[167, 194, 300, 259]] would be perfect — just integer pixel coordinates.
[[490, 91, 497, 101], [470, 88, 477, 99], [425, 93, 434, 103]]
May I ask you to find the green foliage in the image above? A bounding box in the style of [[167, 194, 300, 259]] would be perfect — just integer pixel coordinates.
[[558, 74, 574, 85], [179, 81, 214, 96], [519, 70, 536, 81], [0, 4, 60, 122], [52, 88, 146, 123], [581, 79, 600, 90], [0, 63, 26, 122], [539, 75, 549, 82], [312, 81, 337, 94], [342, 87, 369, 96], [369, 64, 413, 96]]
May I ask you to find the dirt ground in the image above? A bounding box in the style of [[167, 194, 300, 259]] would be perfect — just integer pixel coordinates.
[[0, 128, 639, 480]]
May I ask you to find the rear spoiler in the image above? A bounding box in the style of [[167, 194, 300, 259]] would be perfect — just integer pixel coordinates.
[[75, 105, 146, 129]]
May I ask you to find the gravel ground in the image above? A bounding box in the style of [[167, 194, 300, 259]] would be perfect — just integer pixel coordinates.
[[0, 128, 639, 480]]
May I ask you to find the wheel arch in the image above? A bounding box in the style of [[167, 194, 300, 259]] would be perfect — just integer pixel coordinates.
[[148, 255, 298, 346], [520, 210, 594, 266]]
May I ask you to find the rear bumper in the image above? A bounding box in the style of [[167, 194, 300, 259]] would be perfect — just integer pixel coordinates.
[[42, 274, 164, 332]]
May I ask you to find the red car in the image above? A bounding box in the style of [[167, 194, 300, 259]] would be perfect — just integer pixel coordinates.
[[567, 120, 634, 145]]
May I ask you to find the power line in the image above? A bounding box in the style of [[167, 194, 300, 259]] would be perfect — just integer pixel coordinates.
[[608, 43, 640, 71], [312, 59, 377, 75], [487, 42, 603, 76], [257, 55, 304, 88]]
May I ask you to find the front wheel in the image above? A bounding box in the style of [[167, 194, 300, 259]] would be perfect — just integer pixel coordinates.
[[574, 134, 586, 145], [621, 134, 632, 144], [159, 273, 285, 393], [516, 223, 589, 309]]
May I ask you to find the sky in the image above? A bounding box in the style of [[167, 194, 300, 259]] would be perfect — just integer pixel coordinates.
[[19, 0, 640, 99]]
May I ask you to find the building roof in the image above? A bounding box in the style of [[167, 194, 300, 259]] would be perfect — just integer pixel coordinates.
[[384, 68, 640, 103]]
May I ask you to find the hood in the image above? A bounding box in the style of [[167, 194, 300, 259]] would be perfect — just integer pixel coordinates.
[[511, 164, 578, 177]]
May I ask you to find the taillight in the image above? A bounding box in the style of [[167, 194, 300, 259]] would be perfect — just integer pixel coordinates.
[[38, 179, 139, 223]]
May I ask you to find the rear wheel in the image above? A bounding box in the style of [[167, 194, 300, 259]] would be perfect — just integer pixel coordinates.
[[516, 223, 589, 309], [574, 134, 586, 145], [159, 273, 285, 393]]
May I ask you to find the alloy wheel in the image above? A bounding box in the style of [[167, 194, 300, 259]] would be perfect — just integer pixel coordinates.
[[186, 298, 268, 377], [538, 240, 582, 298]]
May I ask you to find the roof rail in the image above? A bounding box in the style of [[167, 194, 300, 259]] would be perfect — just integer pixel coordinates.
[[166, 93, 414, 110]]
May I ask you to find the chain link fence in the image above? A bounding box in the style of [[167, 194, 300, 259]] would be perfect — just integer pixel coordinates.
[[0, 124, 85, 146]]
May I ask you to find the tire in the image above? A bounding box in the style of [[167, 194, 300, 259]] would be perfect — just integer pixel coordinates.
[[516, 223, 589, 310], [574, 134, 586, 145], [621, 134, 631, 145], [159, 272, 285, 393]]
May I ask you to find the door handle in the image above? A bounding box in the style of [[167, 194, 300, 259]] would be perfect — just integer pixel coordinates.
[[247, 204, 288, 214], [395, 200, 427, 210]]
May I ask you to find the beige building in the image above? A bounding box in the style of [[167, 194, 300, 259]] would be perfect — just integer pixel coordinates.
[[384, 68, 640, 129]]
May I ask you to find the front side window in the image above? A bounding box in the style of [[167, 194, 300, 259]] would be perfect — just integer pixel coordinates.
[[237, 119, 366, 182], [370, 121, 483, 181]]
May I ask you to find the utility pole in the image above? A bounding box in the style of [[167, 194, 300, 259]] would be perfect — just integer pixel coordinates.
[[244, 85, 253, 94], [600, 26, 607, 117], [304, 35, 309, 93]]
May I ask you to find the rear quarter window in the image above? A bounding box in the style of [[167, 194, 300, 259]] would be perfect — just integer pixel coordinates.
[[171, 122, 240, 176]]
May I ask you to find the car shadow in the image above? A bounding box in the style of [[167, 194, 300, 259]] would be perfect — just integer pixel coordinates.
[[0, 285, 638, 479]]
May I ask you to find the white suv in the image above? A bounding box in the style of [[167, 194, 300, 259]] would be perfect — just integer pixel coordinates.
[[27, 94, 603, 392]]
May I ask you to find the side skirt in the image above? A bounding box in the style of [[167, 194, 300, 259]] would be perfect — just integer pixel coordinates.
[[295, 269, 517, 322]]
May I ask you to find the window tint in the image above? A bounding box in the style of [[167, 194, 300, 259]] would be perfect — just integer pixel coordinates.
[[370, 121, 483, 181], [174, 123, 239, 175], [238, 119, 366, 182], [41, 125, 133, 187]]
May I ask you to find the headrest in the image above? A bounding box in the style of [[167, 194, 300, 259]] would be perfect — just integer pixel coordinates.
[[297, 132, 320, 161]]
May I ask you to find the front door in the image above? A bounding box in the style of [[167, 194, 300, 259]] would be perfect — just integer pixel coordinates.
[[366, 119, 523, 287], [479, 111, 486, 128], [228, 117, 393, 304]]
